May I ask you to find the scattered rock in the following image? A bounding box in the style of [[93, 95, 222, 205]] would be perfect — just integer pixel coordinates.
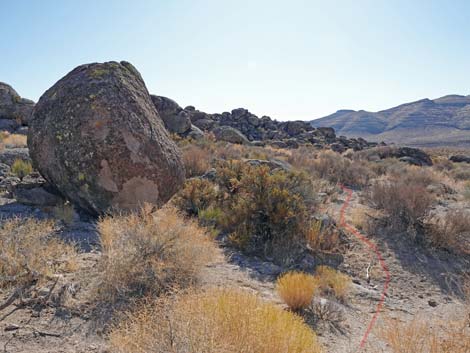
[[28, 61, 185, 215], [428, 299, 438, 307]]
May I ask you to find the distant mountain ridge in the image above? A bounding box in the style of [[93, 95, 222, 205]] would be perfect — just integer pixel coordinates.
[[311, 95, 470, 147]]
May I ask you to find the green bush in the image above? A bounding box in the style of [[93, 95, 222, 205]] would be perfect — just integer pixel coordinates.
[[173, 178, 218, 216], [175, 160, 316, 262]]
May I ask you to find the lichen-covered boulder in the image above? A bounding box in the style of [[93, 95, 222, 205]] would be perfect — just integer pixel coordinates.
[[28, 61, 185, 215]]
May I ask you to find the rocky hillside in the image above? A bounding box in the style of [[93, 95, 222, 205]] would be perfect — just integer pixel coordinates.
[[311, 95, 470, 147], [153, 95, 380, 152]]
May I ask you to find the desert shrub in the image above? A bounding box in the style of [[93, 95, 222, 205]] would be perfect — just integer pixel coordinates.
[[181, 144, 213, 178], [175, 160, 316, 261], [314, 266, 351, 301], [433, 156, 454, 172], [463, 181, 470, 201], [451, 164, 470, 181], [173, 178, 218, 216], [220, 163, 315, 258], [53, 201, 76, 225], [379, 317, 470, 353], [368, 179, 434, 236], [276, 271, 318, 311], [308, 150, 374, 187], [308, 297, 345, 329], [0, 218, 77, 289], [109, 288, 323, 353], [11, 159, 32, 180], [426, 209, 470, 255], [305, 220, 341, 252], [94, 206, 216, 303]]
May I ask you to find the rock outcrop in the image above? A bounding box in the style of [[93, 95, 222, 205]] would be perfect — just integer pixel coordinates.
[[152, 97, 379, 152], [28, 61, 185, 215], [450, 155, 470, 163], [0, 82, 35, 131]]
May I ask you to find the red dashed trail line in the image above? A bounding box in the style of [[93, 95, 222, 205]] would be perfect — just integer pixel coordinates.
[[339, 184, 391, 350]]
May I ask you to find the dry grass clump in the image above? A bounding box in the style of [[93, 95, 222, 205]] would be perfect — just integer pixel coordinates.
[[2, 133, 27, 148], [305, 150, 374, 187], [314, 266, 351, 302], [368, 178, 434, 236], [11, 159, 33, 180], [94, 206, 216, 303], [0, 218, 77, 289], [305, 219, 341, 253], [379, 317, 470, 353], [427, 209, 470, 255], [181, 144, 213, 178], [276, 271, 318, 311], [109, 288, 323, 353]]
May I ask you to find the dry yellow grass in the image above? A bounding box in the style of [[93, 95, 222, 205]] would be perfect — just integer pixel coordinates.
[[95, 205, 217, 302], [2, 133, 27, 148], [379, 316, 470, 353], [276, 271, 318, 311], [0, 218, 77, 289], [314, 266, 351, 301], [305, 220, 341, 253], [109, 288, 323, 353]]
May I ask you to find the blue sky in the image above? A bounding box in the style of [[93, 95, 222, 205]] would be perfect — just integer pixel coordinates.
[[1, 0, 469, 120]]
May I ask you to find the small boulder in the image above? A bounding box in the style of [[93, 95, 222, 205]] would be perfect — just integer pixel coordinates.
[[150, 95, 191, 134], [28, 61, 185, 215], [212, 126, 250, 145], [0, 82, 35, 125], [449, 155, 470, 163]]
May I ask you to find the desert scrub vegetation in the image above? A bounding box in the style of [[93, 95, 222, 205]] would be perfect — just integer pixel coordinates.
[[305, 219, 342, 253], [426, 209, 470, 255], [290, 149, 374, 187], [109, 288, 323, 353], [11, 158, 33, 180], [0, 218, 77, 290], [314, 265, 351, 302], [276, 271, 318, 311], [94, 206, 216, 303], [378, 316, 470, 353], [176, 160, 316, 262], [181, 143, 213, 178], [174, 178, 218, 216], [367, 175, 434, 237]]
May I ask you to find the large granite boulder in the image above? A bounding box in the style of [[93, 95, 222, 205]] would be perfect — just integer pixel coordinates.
[[0, 82, 35, 126], [28, 61, 185, 215], [150, 95, 191, 134]]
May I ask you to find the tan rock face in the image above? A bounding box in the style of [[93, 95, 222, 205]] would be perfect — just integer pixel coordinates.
[[28, 61, 185, 215]]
